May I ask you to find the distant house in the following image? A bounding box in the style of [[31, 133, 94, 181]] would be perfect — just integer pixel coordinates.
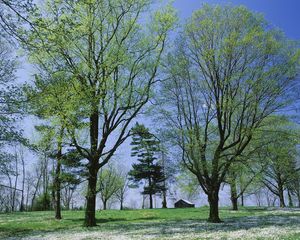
[[174, 199, 195, 208]]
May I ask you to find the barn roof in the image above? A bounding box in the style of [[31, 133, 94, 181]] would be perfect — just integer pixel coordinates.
[[175, 199, 194, 205]]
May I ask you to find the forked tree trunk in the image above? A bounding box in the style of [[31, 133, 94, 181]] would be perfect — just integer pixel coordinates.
[[207, 187, 221, 223], [84, 165, 98, 227]]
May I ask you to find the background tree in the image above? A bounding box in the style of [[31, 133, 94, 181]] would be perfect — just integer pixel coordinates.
[[227, 161, 263, 210], [176, 168, 202, 203], [97, 163, 123, 210], [129, 123, 166, 209], [158, 4, 300, 222], [115, 169, 129, 210], [258, 117, 299, 207], [289, 171, 300, 208]]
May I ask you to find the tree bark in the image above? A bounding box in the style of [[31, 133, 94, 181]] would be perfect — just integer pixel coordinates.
[[84, 165, 98, 227], [54, 129, 63, 220], [241, 192, 244, 207], [162, 190, 167, 208], [12, 150, 19, 212], [103, 199, 107, 210], [208, 188, 221, 223], [278, 184, 286, 208], [230, 179, 238, 211], [142, 195, 145, 209], [148, 176, 153, 209], [84, 110, 99, 227], [149, 193, 153, 209], [20, 149, 25, 212], [288, 189, 293, 207], [54, 159, 62, 219], [120, 200, 123, 210], [296, 192, 300, 208]]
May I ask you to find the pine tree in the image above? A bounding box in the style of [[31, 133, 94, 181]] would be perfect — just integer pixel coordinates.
[[129, 123, 166, 209]]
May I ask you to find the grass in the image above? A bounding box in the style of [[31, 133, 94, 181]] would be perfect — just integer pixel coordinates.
[[0, 207, 300, 239]]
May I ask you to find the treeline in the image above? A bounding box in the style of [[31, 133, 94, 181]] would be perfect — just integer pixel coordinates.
[[0, 0, 299, 226]]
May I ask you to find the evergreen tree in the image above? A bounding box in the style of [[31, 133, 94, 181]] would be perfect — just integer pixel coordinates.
[[129, 123, 166, 209]]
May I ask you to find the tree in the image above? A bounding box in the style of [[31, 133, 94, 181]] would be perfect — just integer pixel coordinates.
[[115, 169, 129, 210], [289, 171, 300, 208], [97, 163, 123, 210], [227, 160, 263, 210], [158, 5, 300, 222], [258, 117, 299, 207], [60, 150, 83, 211], [129, 123, 166, 209], [176, 168, 201, 202], [0, 31, 24, 201], [6, 0, 176, 226]]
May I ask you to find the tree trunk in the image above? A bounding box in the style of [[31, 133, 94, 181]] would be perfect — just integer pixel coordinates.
[[12, 150, 19, 212], [149, 193, 153, 209], [162, 190, 167, 208], [84, 166, 98, 227], [20, 147, 25, 212], [241, 192, 244, 207], [297, 192, 300, 208], [54, 131, 63, 220], [84, 110, 99, 227], [278, 184, 286, 208], [231, 196, 238, 211], [51, 158, 56, 210], [230, 179, 238, 211], [142, 195, 145, 209], [288, 189, 293, 207], [120, 197, 123, 210], [161, 151, 167, 209], [148, 176, 153, 209], [31, 170, 42, 211], [54, 159, 62, 219], [207, 188, 221, 223], [103, 199, 107, 210]]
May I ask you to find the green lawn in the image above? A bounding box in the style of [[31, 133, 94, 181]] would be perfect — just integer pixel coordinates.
[[0, 207, 300, 239]]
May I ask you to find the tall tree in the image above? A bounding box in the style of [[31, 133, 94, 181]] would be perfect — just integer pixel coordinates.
[[129, 123, 166, 209], [158, 5, 300, 222], [9, 0, 176, 226]]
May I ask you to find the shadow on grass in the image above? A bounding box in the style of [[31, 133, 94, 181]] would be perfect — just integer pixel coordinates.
[[2, 210, 300, 239], [100, 212, 300, 238]]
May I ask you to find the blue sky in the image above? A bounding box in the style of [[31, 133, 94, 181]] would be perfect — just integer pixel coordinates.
[[173, 0, 300, 40]]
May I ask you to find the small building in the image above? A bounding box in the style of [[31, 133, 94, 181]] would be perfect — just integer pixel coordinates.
[[174, 199, 195, 208]]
